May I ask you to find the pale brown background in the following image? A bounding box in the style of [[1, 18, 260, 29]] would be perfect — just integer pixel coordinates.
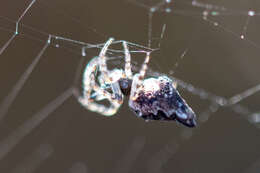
[[0, 0, 260, 172]]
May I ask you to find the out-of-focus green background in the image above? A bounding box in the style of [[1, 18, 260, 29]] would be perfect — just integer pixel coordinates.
[[0, 0, 260, 172]]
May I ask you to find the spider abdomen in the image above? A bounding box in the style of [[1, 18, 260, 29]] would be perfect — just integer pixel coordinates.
[[129, 76, 196, 127]]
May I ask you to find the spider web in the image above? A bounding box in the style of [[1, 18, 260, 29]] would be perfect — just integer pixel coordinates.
[[0, 0, 260, 172]]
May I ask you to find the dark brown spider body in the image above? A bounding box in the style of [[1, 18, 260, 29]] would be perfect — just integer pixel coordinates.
[[79, 38, 196, 124], [118, 78, 132, 96], [128, 76, 196, 127]]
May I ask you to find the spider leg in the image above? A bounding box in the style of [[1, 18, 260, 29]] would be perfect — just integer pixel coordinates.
[[110, 82, 123, 102], [79, 56, 123, 116], [129, 73, 141, 102], [172, 81, 177, 89], [90, 85, 110, 101], [81, 57, 98, 100], [91, 82, 123, 103], [79, 77, 122, 116], [139, 52, 151, 79], [99, 37, 114, 84], [123, 41, 132, 78], [129, 52, 152, 101], [98, 39, 126, 102]]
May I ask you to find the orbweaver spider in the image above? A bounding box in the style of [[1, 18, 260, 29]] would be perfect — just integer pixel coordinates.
[[78, 38, 196, 127]]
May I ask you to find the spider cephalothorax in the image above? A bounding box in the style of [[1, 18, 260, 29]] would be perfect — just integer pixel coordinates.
[[118, 78, 132, 95], [78, 38, 196, 127]]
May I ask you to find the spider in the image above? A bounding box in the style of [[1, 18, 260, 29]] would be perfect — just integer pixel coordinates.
[[78, 38, 196, 127]]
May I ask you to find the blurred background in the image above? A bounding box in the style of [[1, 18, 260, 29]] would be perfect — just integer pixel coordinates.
[[0, 0, 260, 172]]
